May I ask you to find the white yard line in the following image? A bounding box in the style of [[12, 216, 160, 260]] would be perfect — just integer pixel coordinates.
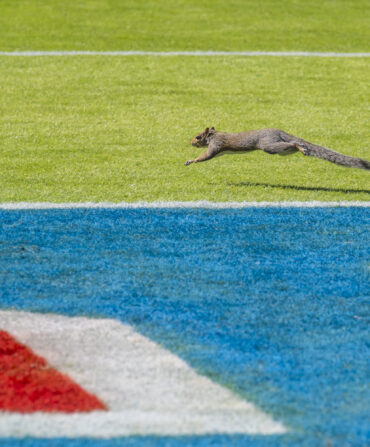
[[0, 310, 286, 437], [0, 51, 369, 57], [0, 201, 369, 209]]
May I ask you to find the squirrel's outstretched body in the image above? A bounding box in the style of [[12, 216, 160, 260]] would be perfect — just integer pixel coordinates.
[[185, 127, 370, 170]]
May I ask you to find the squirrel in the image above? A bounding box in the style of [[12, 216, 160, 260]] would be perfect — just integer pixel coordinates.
[[185, 127, 370, 170]]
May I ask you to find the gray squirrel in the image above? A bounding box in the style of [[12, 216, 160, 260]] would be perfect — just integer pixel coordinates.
[[185, 127, 370, 170]]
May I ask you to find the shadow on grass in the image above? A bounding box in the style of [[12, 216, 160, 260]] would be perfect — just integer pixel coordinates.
[[227, 182, 370, 195]]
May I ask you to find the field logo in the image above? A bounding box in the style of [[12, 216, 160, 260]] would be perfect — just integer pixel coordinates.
[[0, 310, 286, 438]]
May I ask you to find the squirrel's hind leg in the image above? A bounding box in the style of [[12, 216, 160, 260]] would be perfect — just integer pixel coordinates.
[[259, 142, 299, 156]]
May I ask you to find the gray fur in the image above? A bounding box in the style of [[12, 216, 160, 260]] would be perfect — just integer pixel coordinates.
[[186, 127, 370, 170]]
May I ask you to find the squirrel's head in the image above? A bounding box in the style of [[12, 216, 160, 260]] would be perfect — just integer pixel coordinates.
[[191, 127, 216, 147]]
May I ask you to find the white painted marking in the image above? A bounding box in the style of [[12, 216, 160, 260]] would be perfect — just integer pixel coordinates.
[[0, 51, 369, 57], [0, 310, 286, 437], [0, 201, 369, 209]]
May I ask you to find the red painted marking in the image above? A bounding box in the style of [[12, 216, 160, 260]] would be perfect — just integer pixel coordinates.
[[0, 330, 107, 413]]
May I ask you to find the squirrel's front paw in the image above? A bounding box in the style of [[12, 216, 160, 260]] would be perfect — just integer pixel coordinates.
[[185, 160, 193, 166]]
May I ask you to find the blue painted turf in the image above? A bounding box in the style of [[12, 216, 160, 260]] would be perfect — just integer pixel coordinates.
[[0, 208, 369, 447]]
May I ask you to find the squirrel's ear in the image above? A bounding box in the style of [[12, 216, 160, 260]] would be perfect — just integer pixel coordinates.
[[204, 127, 210, 134], [211, 126, 215, 131]]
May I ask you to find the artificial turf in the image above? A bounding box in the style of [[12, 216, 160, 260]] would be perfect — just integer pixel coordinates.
[[0, 56, 369, 202], [1, 207, 369, 446]]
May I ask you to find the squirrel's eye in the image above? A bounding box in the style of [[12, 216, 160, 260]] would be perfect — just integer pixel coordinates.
[[196, 136, 201, 140]]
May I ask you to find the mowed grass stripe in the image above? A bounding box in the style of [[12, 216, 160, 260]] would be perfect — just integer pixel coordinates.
[[0, 0, 369, 52], [0, 56, 369, 202]]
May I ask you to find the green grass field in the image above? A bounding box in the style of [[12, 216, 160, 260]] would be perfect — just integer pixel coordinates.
[[0, 1, 369, 202], [1, 0, 369, 52]]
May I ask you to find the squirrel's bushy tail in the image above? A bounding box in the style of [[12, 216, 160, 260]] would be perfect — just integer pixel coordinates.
[[299, 141, 370, 170]]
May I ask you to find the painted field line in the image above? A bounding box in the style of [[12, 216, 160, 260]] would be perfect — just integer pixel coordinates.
[[0, 201, 369, 210], [0, 51, 370, 57], [0, 310, 286, 437]]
